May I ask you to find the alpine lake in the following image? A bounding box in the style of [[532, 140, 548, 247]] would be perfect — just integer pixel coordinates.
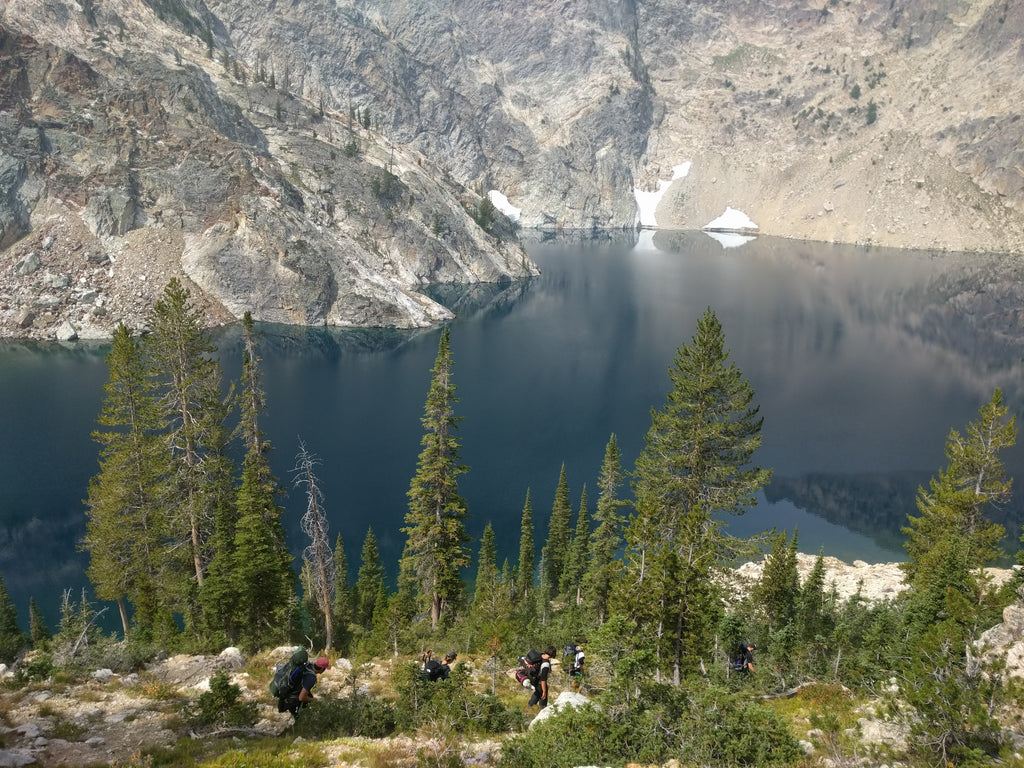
[[3, 229, 1024, 632]]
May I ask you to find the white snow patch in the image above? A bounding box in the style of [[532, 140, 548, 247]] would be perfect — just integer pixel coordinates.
[[704, 231, 757, 249], [633, 162, 691, 228], [488, 190, 521, 223], [703, 206, 758, 232]]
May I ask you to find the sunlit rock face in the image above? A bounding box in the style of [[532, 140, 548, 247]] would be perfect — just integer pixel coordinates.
[[3, 0, 1024, 339]]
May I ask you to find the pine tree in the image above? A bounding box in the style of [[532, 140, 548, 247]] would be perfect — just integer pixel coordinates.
[[28, 598, 50, 646], [215, 315, 293, 647], [146, 278, 233, 607], [402, 328, 470, 629], [623, 307, 772, 683], [355, 528, 385, 630], [754, 530, 800, 634], [332, 534, 353, 656], [0, 573, 26, 663], [797, 549, 829, 641], [541, 464, 572, 602], [471, 523, 513, 647], [473, 523, 499, 608], [902, 389, 1015, 591], [584, 434, 626, 625], [84, 323, 168, 640], [294, 440, 335, 649], [371, 590, 406, 658], [516, 489, 535, 602], [560, 485, 590, 602]]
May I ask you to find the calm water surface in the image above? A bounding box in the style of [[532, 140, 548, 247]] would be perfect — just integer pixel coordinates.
[[2, 230, 1023, 629]]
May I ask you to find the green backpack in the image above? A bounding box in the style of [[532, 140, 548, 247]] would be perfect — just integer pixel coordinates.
[[269, 647, 309, 698]]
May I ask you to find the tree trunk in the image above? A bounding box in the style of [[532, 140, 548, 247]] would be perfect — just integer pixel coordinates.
[[117, 597, 129, 640]]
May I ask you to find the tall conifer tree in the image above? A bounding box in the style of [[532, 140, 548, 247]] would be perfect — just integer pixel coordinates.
[[402, 327, 470, 628], [541, 464, 572, 602], [902, 389, 1015, 592], [28, 597, 50, 646], [332, 534, 353, 655], [622, 307, 771, 683], [473, 523, 499, 608], [224, 314, 294, 648], [355, 527, 385, 630], [84, 323, 167, 640], [516, 490, 535, 602], [560, 485, 590, 602], [754, 529, 800, 634], [146, 278, 232, 612], [584, 434, 626, 625], [796, 550, 828, 639]]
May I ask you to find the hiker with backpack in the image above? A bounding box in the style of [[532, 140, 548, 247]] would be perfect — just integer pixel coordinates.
[[270, 648, 331, 718], [517, 646, 555, 708], [732, 640, 756, 675], [564, 641, 585, 693], [421, 649, 457, 682]]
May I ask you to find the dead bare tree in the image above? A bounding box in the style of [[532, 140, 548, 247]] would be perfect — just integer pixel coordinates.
[[293, 440, 336, 650]]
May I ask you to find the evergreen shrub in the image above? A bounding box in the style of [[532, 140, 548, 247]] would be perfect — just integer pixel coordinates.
[[497, 682, 801, 768], [290, 692, 396, 740], [190, 670, 257, 728], [393, 662, 524, 735]]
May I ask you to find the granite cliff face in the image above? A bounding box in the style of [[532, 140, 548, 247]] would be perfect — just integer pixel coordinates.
[[0, 0, 538, 339], [2, 0, 1024, 339]]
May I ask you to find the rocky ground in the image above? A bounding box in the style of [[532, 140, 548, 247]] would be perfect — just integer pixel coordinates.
[[0, 556, 1018, 767], [0, 198, 233, 342], [731, 552, 1019, 604]]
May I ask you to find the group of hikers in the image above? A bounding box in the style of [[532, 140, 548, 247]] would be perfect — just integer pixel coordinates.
[[271, 638, 753, 718]]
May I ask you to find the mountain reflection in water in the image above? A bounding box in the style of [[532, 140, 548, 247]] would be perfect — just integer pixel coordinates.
[[2, 230, 1024, 630]]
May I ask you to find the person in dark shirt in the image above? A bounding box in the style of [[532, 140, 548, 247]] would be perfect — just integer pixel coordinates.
[[528, 646, 556, 708], [280, 656, 331, 717], [732, 641, 756, 674]]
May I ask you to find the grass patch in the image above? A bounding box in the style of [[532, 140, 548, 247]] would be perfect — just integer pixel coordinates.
[[199, 739, 328, 767], [143, 736, 249, 767], [768, 682, 862, 760], [134, 676, 184, 701], [51, 718, 87, 741]]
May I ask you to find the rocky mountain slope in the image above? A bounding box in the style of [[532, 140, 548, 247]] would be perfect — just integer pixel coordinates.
[[2, 0, 1024, 340]]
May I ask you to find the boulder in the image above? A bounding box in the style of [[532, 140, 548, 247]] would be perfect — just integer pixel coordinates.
[[15, 253, 40, 275], [54, 321, 77, 341], [528, 691, 593, 729], [218, 647, 245, 669]]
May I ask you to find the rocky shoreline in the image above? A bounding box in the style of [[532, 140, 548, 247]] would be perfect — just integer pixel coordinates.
[[732, 552, 1019, 604]]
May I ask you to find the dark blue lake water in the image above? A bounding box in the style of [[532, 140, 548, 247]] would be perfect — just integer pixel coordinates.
[[2, 230, 1023, 632]]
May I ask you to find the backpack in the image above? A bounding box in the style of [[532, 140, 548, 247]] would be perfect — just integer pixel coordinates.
[[423, 659, 444, 682], [515, 649, 543, 687], [269, 647, 309, 698]]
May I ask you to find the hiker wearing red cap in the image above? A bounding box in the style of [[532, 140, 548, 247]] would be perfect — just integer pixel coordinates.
[[280, 655, 330, 718]]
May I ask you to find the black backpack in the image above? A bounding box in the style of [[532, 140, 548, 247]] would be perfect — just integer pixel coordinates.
[[269, 647, 309, 698], [423, 659, 445, 682], [514, 648, 544, 686]]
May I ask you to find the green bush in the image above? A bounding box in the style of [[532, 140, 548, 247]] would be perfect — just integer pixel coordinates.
[[189, 670, 257, 728], [289, 692, 396, 740], [498, 682, 802, 768], [393, 662, 524, 736], [18, 652, 54, 682]]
